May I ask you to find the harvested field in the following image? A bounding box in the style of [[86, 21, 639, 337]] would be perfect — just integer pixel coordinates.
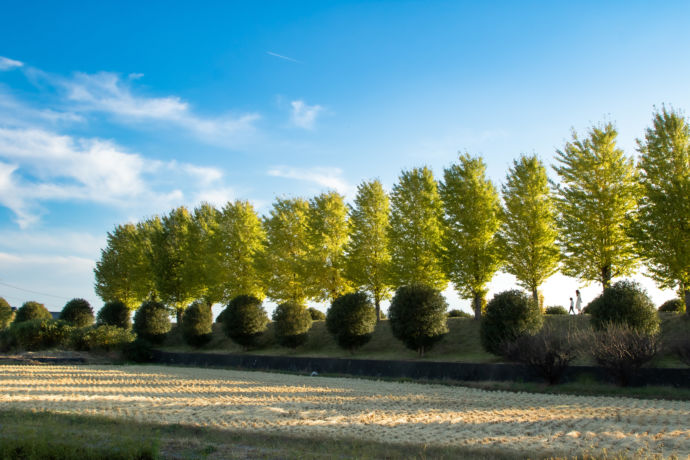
[[0, 364, 688, 458]]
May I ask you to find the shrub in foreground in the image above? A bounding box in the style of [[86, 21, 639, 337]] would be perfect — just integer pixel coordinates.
[[589, 324, 658, 386], [586, 280, 659, 335], [447, 309, 472, 318], [658, 298, 685, 313], [272, 302, 312, 348], [97, 300, 131, 329], [14, 301, 52, 323], [60, 298, 94, 327], [326, 292, 377, 352], [72, 325, 135, 351], [307, 307, 326, 321], [122, 338, 154, 362], [133, 300, 171, 344], [0, 297, 13, 329], [222, 295, 269, 349], [480, 289, 543, 356], [181, 301, 213, 347], [8, 319, 73, 350], [544, 306, 568, 315], [388, 284, 448, 357]]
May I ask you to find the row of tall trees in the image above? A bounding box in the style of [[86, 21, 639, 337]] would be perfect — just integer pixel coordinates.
[[95, 108, 690, 319]]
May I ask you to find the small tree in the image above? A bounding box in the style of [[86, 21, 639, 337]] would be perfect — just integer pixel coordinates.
[[586, 280, 659, 335], [222, 295, 269, 349], [0, 297, 13, 329], [14, 301, 52, 323], [589, 324, 658, 386], [326, 292, 377, 352], [97, 300, 131, 329], [60, 298, 94, 327], [272, 302, 312, 348], [388, 284, 449, 357], [133, 300, 171, 344], [480, 290, 543, 356], [181, 301, 213, 347]]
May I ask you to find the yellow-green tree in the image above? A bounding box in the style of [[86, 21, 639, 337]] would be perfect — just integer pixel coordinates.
[[634, 107, 690, 314], [189, 203, 222, 306], [306, 191, 352, 302], [440, 154, 502, 319], [217, 200, 266, 302], [554, 123, 640, 290], [345, 180, 392, 321], [498, 154, 560, 306], [261, 198, 311, 304], [388, 167, 447, 291]]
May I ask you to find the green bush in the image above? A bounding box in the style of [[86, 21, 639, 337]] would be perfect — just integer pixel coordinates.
[[73, 325, 135, 351], [7, 319, 73, 351], [222, 295, 269, 349], [307, 307, 326, 321], [388, 284, 449, 356], [216, 306, 230, 324], [447, 309, 472, 318], [96, 300, 131, 329], [658, 298, 685, 313], [326, 292, 377, 351], [14, 301, 52, 323], [480, 289, 543, 356], [544, 306, 568, 315], [133, 300, 171, 344], [181, 301, 213, 347], [0, 297, 13, 329], [121, 338, 154, 363], [272, 302, 312, 348], [587, 280, 660, 335], [60, 298, 94, 327]]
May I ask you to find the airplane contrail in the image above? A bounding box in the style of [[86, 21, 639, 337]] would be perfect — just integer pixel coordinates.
[[266, 51, 301, 63]]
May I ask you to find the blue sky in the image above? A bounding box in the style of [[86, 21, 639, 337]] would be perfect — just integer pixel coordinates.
[[1, 1, 689, 313]]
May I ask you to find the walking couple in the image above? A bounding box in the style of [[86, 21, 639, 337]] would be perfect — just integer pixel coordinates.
[[569, 290, 582, 314]]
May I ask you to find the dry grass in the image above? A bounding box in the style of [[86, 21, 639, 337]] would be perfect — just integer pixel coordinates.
[[0, 364, 688, 458]]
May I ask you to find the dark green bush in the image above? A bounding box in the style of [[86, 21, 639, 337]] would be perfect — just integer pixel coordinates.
[[326, 292, 377, 351], [388, 284, 449, 356], [97, 300, 131, 329], [73, 325, 135, 351], [7, 319, 73, 351], [222, 295, 269, 349], [0, 297, 13, 329], [181, 301, 213, 347], [272, 302, 312, 348], [121, 338, 154, 363], [60, 298, 94, 327], [447, 309, 472, 318], [216, 306, 230, 324], [587, 280, 660, 335], [14, 301, 52, 323], [544, 306, 568, 315], [480, 289, 543, 356], [658, 298, 685, 313], [307, 307, 326, 321], [589, 324, 659, 386], [133, 300, 171, 344]]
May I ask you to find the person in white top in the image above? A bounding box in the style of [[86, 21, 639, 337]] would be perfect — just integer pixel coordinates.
[[575, 289, 583, 314]]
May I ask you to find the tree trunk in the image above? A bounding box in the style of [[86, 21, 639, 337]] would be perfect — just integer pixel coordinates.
[[473, 292, 483, 320], [601, 265, 612, 291], [176, 308, 183, 324], [419, 346, 424, 358], [375, 296, 381, 323], [685, 288, 690, 318], [531, 287, 539, 309]]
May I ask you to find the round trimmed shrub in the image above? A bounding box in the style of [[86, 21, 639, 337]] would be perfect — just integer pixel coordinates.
[[545, 306, 568, 315], [0, 297, 13, 330], [133, 300, 171, 344], [60, 298, 94, 327], [272, 302, 312, 348], [14, 301, 52, 323], [307, 307, 326, 321], [181, 301, 213, 347], [587, 280, 659, 335], [222, 295, 269, 349], [388, 284, 449, 356], [658, 298, 685, 313], [97, 300, 131, 329], [326, 292, 377, 351], [480, 289, 543, 356], [447, 309, 472, 318]]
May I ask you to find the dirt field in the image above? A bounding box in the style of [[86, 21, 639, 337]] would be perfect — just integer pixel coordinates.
[[0, 364, 688, 458]]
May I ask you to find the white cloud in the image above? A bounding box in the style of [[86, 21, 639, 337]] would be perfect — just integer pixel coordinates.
[[267, 165, 353, 196], [0, 56, 23, 71], [290, 100, 323, 129]]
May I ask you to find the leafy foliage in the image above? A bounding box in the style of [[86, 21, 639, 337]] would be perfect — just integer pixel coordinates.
[[7, 319, 73, 351], [272, 301, 312, 348], [96, 300, 131, 329], [73, 325, 135, 351], [307, 307, 326, 321], [388, 167, 447, 291], [586, 280, 660, 335], [0, 297, 13, 330], [588, 324, 658, 386], [132, 300, 171, 344], [544, 306, 568, 315], [187, 203, 223, 305], [658, 298, 685, 313], [326, 292, 377, 351], [447, 309, 472, 318], [480, 290, 543, 356], [121, 338, 154, 363], [553, 123, 639, 289], [440, 154, 502, 318], [388, 284, 449, 356], [14, 301, 51, 323], [222, 295, 269, 348], [181, 301, 213, 347], [60, 298, 94, 327]]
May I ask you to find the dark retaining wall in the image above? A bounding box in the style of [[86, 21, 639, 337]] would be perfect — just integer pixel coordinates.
[[151, 350, 690, 387]]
